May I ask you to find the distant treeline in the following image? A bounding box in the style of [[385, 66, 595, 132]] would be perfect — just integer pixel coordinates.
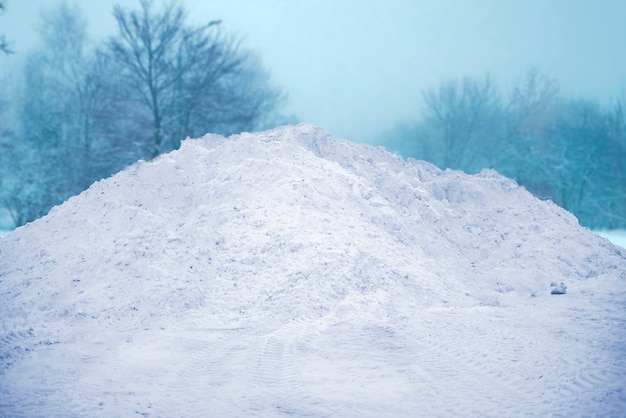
[[385, 69, 626, 229], [1, 3, 624, 231], [0, 1, 290, 227]]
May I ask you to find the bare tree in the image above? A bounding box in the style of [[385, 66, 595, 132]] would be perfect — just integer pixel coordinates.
[[507, 68, 560, 139], [546, 100, 607, 215], [4, 2, 92, 224], [422, 75, 501, 170], [385, 69, 626, 228], [1, 0, 286, 228], [108, 0, 189, 157], [601, 94, 626, 227], [107, 0, 283, 158], [496, 69, 562, 196]]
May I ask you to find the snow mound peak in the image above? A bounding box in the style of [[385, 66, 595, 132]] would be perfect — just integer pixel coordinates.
[[1, 124, 625, 416]]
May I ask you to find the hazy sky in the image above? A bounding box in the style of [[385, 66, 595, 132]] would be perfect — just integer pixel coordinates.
[[2, 0, 626, 142]]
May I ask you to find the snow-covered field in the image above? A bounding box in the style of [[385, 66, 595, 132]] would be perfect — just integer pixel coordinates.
[[1, 124, 625, 416]]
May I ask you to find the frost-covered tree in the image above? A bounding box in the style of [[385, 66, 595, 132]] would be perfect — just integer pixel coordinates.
[[384, 69, 626, 228], [107, 0, 284, 158], [547, 99, 608, 216], [499, 71, 624, 227], [0, 0, 13, 157], [0, 1, 288, 228], [507, 69, 560, 139], [387, 75, 502, 172], [4, 2, 105, 225], [600, 95, 626, 227], [21, 3, 88, 198], [496, 69, 561, 198]]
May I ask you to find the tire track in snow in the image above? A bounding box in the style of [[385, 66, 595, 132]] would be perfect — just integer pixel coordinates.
[[409, 309, 539, 415], [0, 336, 86, 417], [407, 301, 626, 417], [166, 331, 228, 416], [150, 327, 250, 417], [548, 300, 626, 414], [248, 318, 321, 416], [291, 291, 419, 416], [0, 323, 67, 417]]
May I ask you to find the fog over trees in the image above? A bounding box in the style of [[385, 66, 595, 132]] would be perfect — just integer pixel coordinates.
[[385, 69, 626, 229], [0, 1, 624, 231], [0, 0, 287, 227]]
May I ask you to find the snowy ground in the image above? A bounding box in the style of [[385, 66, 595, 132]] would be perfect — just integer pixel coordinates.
[[1, 124, 625, 416]]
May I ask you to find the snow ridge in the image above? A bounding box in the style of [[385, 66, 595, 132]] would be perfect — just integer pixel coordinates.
[[1, 124, 625, 416]]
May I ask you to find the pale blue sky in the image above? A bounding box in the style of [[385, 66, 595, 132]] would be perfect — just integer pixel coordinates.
[[2, 0, 626, 142]]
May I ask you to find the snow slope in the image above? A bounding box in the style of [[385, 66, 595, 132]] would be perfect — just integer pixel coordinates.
[[597, 230, 626, 250], [1, 124, 625, 416]]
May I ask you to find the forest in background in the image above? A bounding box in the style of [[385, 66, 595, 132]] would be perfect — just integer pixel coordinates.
[[0, 0, 290, 227], [1, 1, 625, 231], [384, 69, 626, 229]]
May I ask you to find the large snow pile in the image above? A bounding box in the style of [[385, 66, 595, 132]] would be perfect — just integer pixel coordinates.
[[1, 124, 625, 416]]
